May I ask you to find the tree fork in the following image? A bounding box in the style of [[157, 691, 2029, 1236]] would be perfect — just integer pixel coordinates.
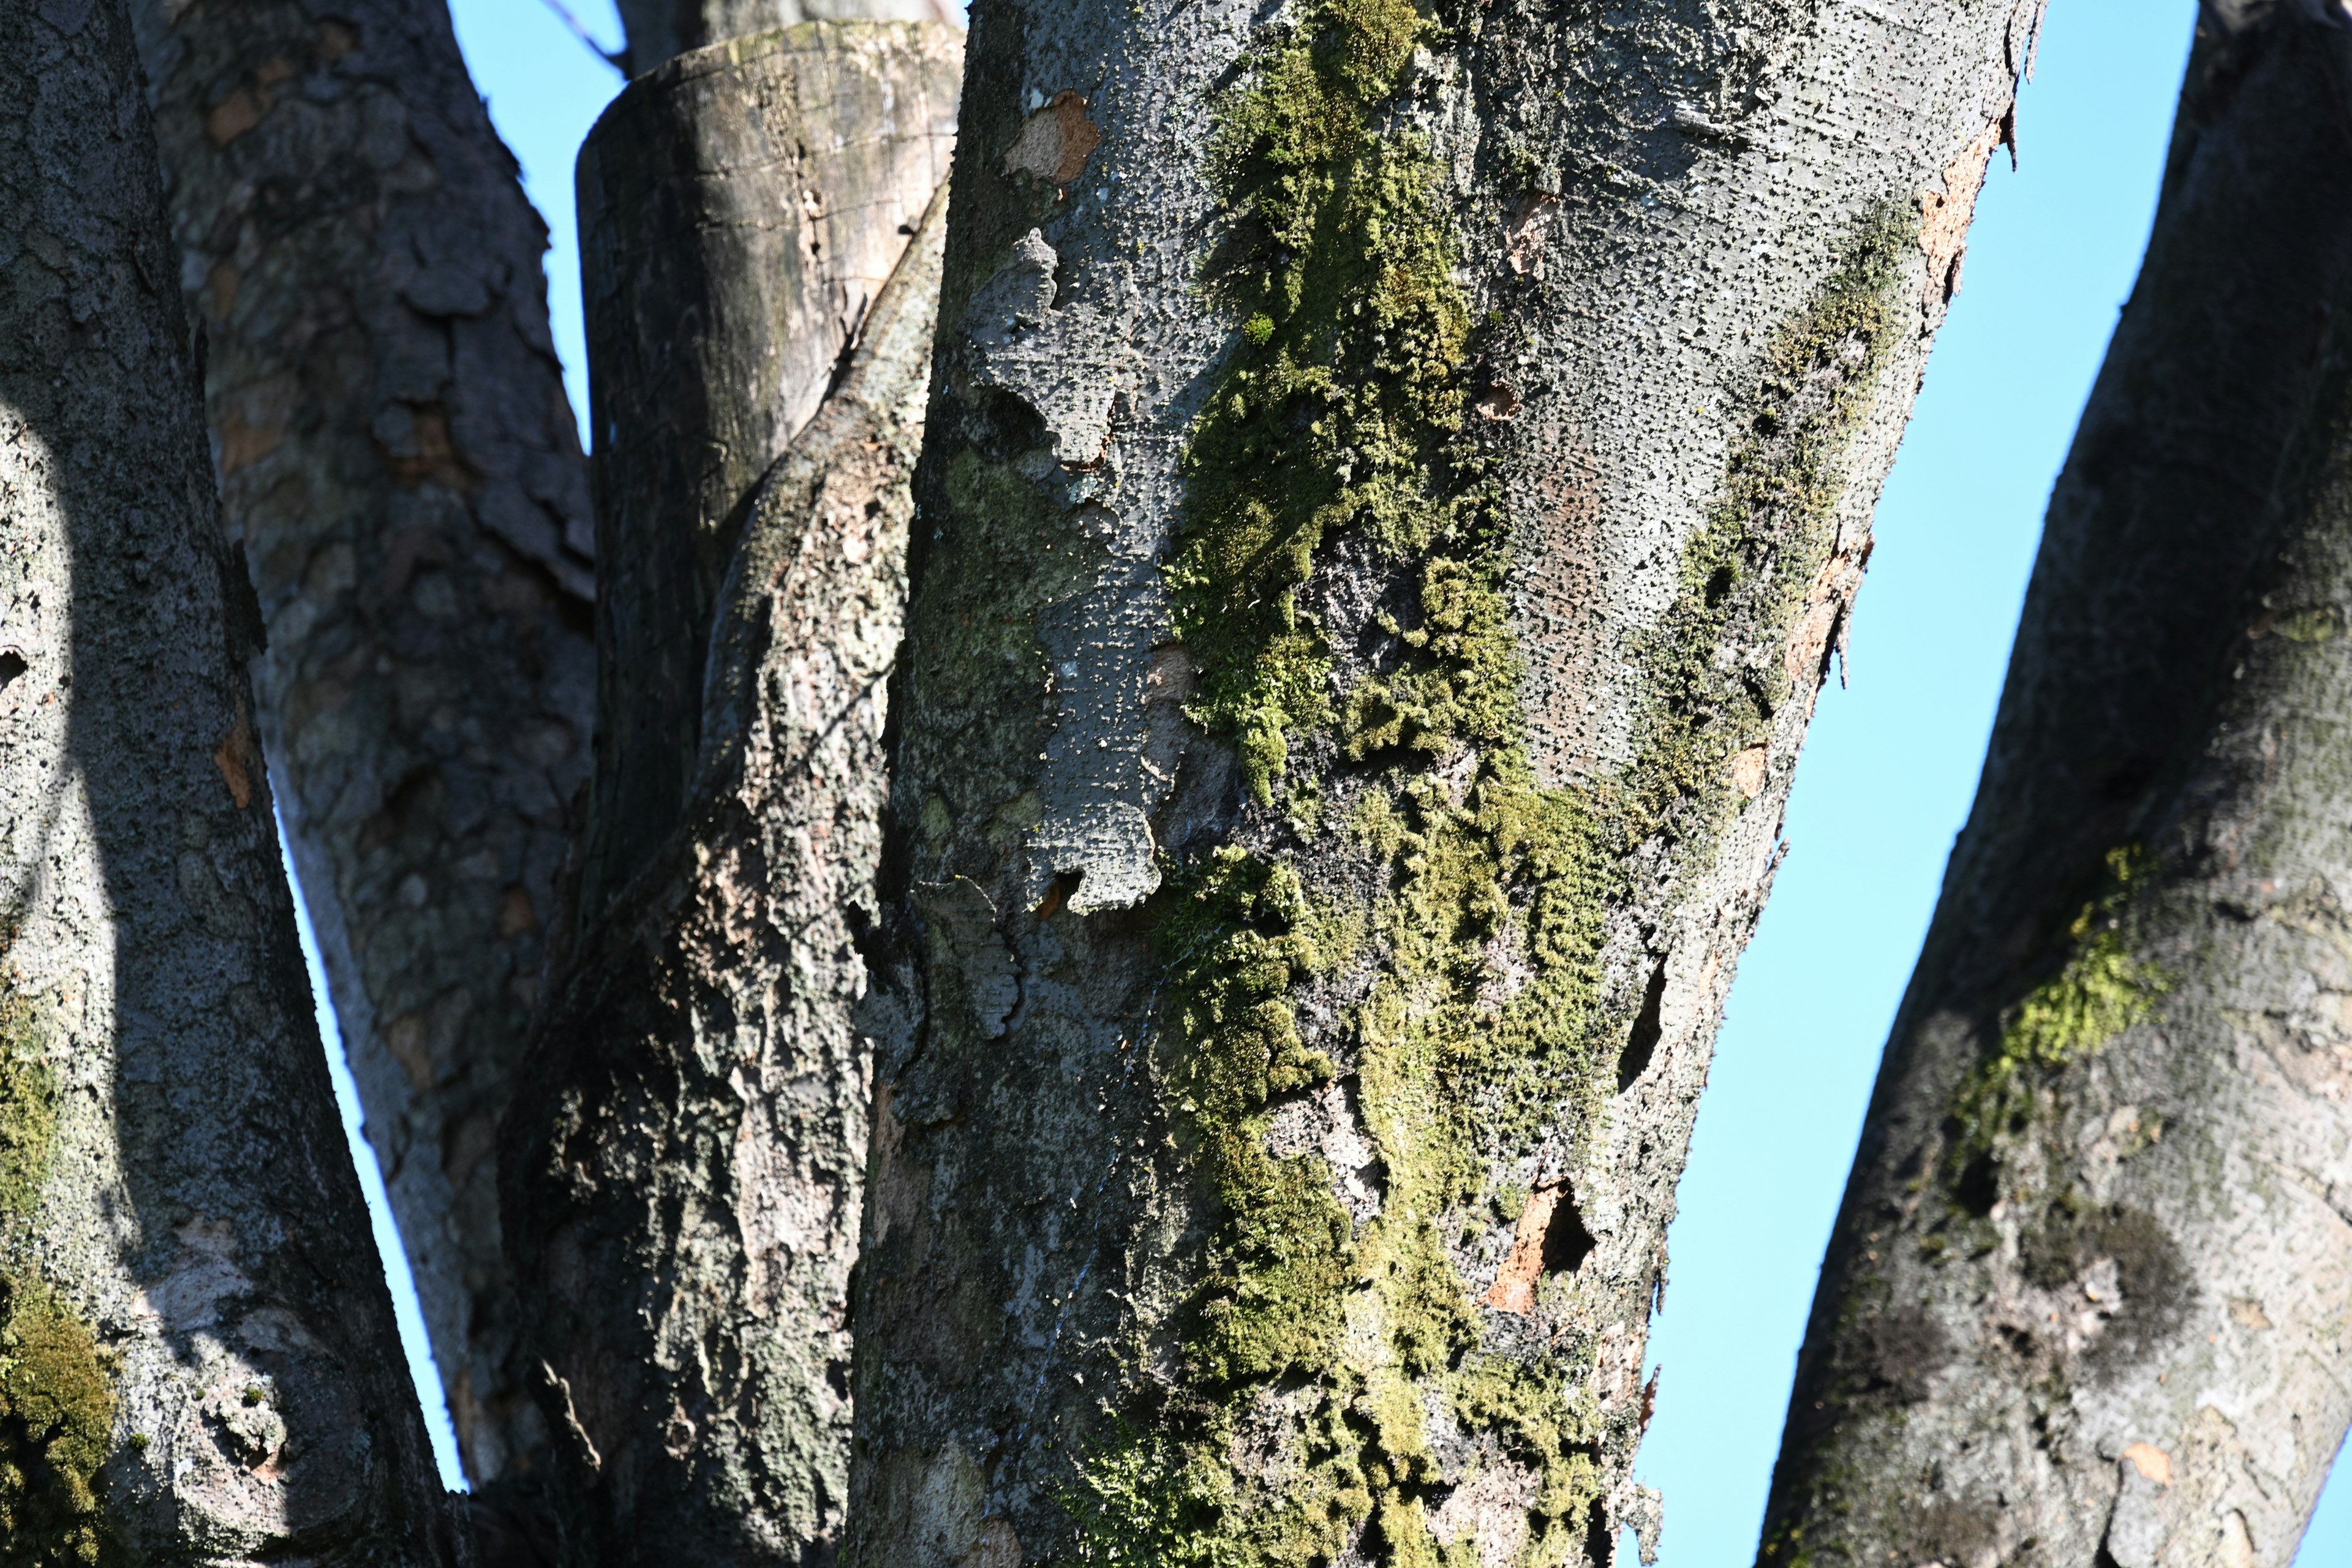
[[845, 0, 2037, 1563], [503, 23, 957, 1566], [0, 0, 461, 1558], [1762, 13, 2352, 1568]]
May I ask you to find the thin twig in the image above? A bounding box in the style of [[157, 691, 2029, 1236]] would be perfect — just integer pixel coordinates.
[[533, 0, 627, 73]]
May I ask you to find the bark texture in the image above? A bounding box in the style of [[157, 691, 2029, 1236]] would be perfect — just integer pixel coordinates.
[[0, 0, 461, 1559], [504, 173, 946, 1568], [614, 0, 958, 82], [845, 1, 2035, 1564], [1760, 17, 2352, 1568], [574, 21, 960, 924], [130, 0, 600, 1487]]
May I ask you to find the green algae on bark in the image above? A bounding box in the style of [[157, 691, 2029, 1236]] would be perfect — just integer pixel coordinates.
[[0, 1274, 118, 1568], [1947, 847, 2171, 1179], [0, 983, 114, 1567], [1062, 0, 1926, 1559]]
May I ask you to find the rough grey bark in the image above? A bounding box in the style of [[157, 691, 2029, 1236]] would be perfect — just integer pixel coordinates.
[[0, 0, 462, 1559], [129, 0, 599, 1488], [843, 0, 2038, 1564], [574, 21, 960, 924], [488, 21, 957, 1566], [503, 173, 946, 1568], [1760, 15, 2352, 1568]]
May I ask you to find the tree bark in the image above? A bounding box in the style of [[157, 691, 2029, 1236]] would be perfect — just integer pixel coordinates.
[[503, 23, 958, 1567], [614, 0, 958, 81], [0, 0, 461, 1559], [573, 20, 959, 926], [1759, 15, 2352, 1568], [843, 0, 2037, 1564], [129, 0, 600, 1488]]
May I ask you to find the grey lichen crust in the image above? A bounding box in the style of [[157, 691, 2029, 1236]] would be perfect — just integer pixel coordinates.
[[1762, 19, 2352, 1568], [847, 0, 2033, 1564], [129, 0, 600, 1482], [0, 0, 459, 1560]]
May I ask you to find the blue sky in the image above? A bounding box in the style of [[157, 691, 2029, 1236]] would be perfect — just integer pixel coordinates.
[[282, 0, 2352, 1556]]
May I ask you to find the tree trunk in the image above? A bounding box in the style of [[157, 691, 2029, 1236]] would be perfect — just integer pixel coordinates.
[[843, 0, 2037, 1563], [0, 0, 461, 1559], [1759, 15, 2352, 1568], [502, 23, 957, 1567], [573, 21, 959, 925], [129, 0, 600, 1488]]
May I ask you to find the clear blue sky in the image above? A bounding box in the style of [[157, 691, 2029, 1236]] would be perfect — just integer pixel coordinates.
[[282, 0, 2352, 1556]]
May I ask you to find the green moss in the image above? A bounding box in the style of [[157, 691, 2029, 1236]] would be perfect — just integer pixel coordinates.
[[0, 1273, 117, 1567], [0, 988, 58, 1220], [1948, 846, 2170, 1175], [1066, 5, 1914, 1561], [0, 977, 119, 1567]]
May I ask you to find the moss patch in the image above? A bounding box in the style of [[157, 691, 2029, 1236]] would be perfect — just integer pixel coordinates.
[[0, 979, 116, 1567], [1949, 846, 2169, 1180], [1065, 0, 1913, 1558], [0, 1273, 117, 1567], [0, 987, 59, 1219]]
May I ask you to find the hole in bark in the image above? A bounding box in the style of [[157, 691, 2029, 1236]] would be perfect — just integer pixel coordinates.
[[1703, 564, 1736, 607], [0, 649, 24, 695], [1540, 1188, 1597, 1276], [1617, 959, 1667, 1092], [1954, 1150, 1999, 1218], [1033, 870, 1083, 920]]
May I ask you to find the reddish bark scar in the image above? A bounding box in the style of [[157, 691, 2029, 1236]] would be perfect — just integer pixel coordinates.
[[1004, 91, 1101, 187], [214, 697, 260, 810], [1488, 1185, 1562, 1314]]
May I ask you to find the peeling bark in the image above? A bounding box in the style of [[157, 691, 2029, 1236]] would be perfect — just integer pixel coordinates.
[[130, 0, 600, 1487], [1762, 16, 2352, 1568], [845, 1, 2032, 1564], [505, 170, 946, 1568], [0, 0, 459, 1559]]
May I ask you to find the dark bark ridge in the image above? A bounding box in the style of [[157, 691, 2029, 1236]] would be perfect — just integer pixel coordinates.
[[0, 0, 458, 1558], [1762, 17, 2352, 1568], [130, 0, 600, 1485], [496, 23, 957, 1566], [846, 0, 2032, 1563]]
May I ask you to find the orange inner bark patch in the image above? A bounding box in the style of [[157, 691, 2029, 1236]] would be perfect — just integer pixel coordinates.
[[1917, 121, 2001, 305], [379, 403, 480, 492], [1782, 540, 1869, 694], [1506, 193, 1556, 275], [499, 886, 539, 936], [2120, 1442, 2172, 1486], [205, 86, 263, 145], [213, 698, 260, 810], [385, 1013, 435, 1092], [1728, 746, 1767, 800], [1485, 1182, 1596, 1313], [1003, 91, 1101, 187]]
